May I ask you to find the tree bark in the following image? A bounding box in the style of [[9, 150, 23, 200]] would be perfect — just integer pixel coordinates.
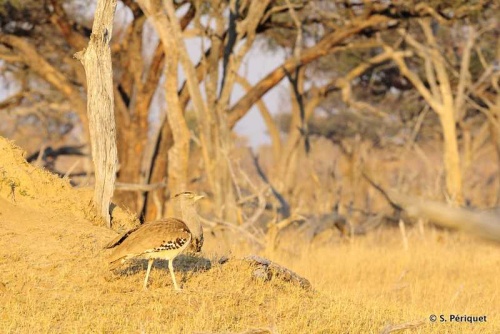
[[75, 0, 118, 227], [138, 0, 190, 202], [113, 3, 194, 215], [144, 120, 173, 221]]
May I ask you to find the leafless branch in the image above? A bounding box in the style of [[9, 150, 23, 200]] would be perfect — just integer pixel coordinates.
[[115, 182, 166, 192]]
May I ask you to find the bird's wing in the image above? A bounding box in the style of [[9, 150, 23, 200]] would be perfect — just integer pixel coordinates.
[[108, 219, 191, 263], [103, 226, 141, 249]]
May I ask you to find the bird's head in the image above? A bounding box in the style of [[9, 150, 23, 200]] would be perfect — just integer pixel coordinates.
[[173, 191, 204, 203], [290, 213, 307, 224]]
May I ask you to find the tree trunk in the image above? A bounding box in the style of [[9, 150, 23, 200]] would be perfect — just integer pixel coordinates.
[[390, 21, 464, 205], [113, 16, 150, 214], [74, 0, 118, 227], [138, 0, 190, 204], [144, 120, 173, 221]]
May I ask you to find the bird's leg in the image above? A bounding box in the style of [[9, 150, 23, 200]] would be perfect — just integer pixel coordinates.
[[168, 258, 181, 291], [144, 258, 154, 290]]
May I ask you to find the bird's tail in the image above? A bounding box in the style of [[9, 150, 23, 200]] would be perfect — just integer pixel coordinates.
[[108, 256, 127, 270]]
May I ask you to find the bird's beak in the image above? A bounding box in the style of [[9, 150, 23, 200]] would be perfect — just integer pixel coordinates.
[[194, 195, 204, 202], [293, 214, 307, 223]]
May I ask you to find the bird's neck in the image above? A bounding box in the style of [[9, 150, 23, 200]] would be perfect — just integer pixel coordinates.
[[175, 200, 202, 238]]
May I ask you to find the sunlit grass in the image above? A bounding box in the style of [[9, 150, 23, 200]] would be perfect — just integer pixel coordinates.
[[1, 217, 498, 333]]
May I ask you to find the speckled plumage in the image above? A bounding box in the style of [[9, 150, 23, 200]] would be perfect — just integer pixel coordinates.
[[108, 218, 192, 264]]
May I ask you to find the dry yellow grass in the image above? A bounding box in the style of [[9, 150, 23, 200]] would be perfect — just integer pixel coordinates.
[[1, 197, 498, 333], [0, 138, 499, 333]]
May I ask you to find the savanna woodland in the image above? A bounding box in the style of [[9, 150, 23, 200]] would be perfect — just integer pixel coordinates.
[[0, 0, 499, 333]]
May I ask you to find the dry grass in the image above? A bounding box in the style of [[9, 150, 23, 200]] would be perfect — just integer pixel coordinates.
[[0, 138, 499, 333], [1, 201, 498, 333]]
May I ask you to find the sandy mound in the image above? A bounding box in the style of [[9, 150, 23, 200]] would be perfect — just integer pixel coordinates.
[[0, 137, 147, 295], [0, 138, 121, 292], [0, 137, 137, 229], [0, 138, 89, 214]]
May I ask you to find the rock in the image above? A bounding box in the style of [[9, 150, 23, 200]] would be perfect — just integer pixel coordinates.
[[244, 255, 311, 290]]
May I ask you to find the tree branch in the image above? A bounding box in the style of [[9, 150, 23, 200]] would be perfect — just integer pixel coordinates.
[[227, 14, 391, 128], [0, 34, 88, 128]]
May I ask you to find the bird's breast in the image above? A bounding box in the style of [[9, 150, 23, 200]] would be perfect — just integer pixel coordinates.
[[140, 235, 192, 260], [154, 237, 190, 252]]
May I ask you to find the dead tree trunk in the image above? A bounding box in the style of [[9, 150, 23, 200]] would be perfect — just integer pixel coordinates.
[[75, 0, 118, 227]]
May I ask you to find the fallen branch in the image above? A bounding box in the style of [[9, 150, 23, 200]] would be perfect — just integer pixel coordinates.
[[389, 192, 500, 243], [362, 172, 500, 242], [114, 182, 166, 192]]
